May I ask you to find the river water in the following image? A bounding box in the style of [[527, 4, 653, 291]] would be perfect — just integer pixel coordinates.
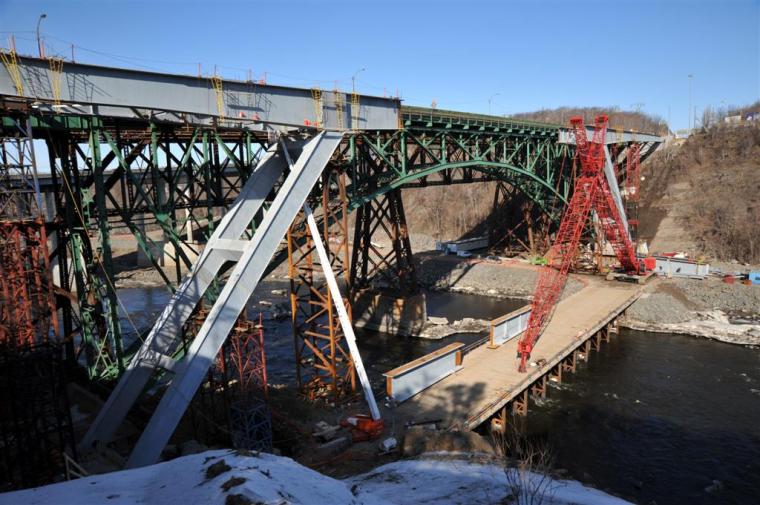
[[526, 328, 760, 505], [117, 283, 523, 386], [116, 284, 760, 504]]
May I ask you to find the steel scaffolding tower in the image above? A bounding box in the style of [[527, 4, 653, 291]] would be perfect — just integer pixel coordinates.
[[0, 116, 59, 349], [0, 116, 73, 491], [288, 168, 357, 402]]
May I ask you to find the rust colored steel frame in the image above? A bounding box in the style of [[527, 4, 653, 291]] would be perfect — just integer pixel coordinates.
[[489, 180, 552, 255], [350, 188, 418, 295], [180, 306, 269, 446], [0, 218, 59, 349], [288, 168, 357, 403], [0, 117, 59, 351], [227, 313, 268, 401]]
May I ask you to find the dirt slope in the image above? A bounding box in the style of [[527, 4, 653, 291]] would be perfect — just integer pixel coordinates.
[[639, 123, 760, 262]]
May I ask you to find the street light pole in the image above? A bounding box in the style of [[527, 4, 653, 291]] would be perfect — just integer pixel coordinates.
[[36, 13, 47, 58], [352, 68, 366, 94], [488, 92, 500, 115]]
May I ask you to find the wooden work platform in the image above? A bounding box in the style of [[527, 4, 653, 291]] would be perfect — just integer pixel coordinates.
[[386, 275, 644, 430]]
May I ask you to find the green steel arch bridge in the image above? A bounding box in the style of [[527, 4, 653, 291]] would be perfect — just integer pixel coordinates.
[[0, 55, 662, 395]]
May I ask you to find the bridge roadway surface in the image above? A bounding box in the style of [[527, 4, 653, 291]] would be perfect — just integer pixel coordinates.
[[385, 275, 644, 430]]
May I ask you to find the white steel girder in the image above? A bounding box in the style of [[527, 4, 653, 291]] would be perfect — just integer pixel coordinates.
[[81, 131, 345, 468]]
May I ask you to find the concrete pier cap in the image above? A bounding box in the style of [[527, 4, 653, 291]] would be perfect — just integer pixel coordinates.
[[351, 288, 427, 337]]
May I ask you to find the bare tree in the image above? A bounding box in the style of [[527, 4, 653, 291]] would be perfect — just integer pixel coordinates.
[[493, 422, 557, 505]]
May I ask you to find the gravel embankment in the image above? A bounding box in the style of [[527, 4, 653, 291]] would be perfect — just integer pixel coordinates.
[[625, 291, 695, 324], [415, 252, 583, 300], [671, 277, 760, 314]]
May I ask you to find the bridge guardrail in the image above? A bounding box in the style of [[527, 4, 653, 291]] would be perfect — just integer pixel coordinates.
[[384, 342, 463, 403], [488, 305, 531, 348]]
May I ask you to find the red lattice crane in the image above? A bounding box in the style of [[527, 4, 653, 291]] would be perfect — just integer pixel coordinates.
[[517, 115, 640, 372]]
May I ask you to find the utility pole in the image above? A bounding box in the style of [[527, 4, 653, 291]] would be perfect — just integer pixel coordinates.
[[688, 74, 693, 131], [668, 106, 671, 130], [36, 13, 47, 58]]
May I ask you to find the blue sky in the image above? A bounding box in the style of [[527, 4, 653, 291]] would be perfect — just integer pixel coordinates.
[[1, 0, 758, 131]]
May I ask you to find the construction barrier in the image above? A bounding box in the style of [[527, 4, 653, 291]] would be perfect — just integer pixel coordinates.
[[653, 256, 710, 278]]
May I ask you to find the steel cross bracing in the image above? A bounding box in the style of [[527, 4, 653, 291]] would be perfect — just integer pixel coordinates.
[[0, 103, 661, 382], [517, 115, 641, 372], [81, 132, 344, 468], [350, 188, 418, 295], [35, 116, 268, 380], [489, 180, 552, 254], [0, 116, 42, 218]]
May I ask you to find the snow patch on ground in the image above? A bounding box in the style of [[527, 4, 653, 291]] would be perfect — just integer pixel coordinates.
[[0, 450, 632, 505], [347, 457, 632, 505]]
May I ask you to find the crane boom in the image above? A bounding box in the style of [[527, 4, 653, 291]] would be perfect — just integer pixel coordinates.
[[517, 115, 640, 372]]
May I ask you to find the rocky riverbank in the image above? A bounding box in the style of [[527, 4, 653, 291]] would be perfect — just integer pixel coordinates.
[[418, 316, 490, 339], [621, 277, 760, 345]]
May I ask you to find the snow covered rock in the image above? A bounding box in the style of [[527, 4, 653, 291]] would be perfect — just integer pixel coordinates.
[[347, 457, 633, 505], [0, 450, 633, 505]]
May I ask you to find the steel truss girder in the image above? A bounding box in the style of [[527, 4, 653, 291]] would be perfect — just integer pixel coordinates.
[[42, 121, 268, 380], [344, 129, 572, 227], [350, 188, 417, 295]]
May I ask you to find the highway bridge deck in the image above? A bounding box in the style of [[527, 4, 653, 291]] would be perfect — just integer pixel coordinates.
[[386, 275, 644, 430]]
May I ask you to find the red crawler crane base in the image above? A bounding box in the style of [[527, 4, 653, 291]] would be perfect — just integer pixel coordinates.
[[517, 115, 641, 372]]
